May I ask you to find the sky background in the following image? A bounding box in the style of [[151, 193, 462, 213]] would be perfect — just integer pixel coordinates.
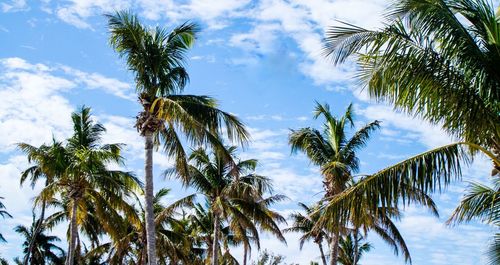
[[0, 0, 496, 264]]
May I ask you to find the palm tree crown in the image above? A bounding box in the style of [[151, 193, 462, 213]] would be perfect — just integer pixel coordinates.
[[181, 146, 286, 265], [15, 212, 65, 265], [35, 106, 141, 265], [107, 12, 249, 265]]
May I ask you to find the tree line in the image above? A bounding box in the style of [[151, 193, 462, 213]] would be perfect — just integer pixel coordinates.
[[1, 0, 499, 264]]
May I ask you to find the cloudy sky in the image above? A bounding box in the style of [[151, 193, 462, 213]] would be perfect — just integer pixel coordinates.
[[0, 0, 495, 264]]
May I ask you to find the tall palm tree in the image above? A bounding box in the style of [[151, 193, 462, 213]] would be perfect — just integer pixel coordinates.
[[187, 202, 242, 264], [289, 102, 439, 265], [182, 146, 286, 265], [284, 203, 329, 265], [188, 202, 223, 263], [106, 11, 249, 265], [17, 139, 67, 265], [337, 232, 371, 265], [289, 102, 379, 265], [15, 212, 65, 265], [37, 107, 141, 265], [0, 196, 11, 244], [323, 0, 500, 259]]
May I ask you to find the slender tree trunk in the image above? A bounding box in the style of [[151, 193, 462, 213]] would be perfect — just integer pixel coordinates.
[[144, 132, 157, 265], [65, 199, 78, 265], [24, 199, 46, 265], [318, 242, 327, 265], [141, 245, 147, 265], [243, 243, 248, 265], [353, 229, 359, 265], [212, 214, 220, 265], [329, 231, 340, 265]]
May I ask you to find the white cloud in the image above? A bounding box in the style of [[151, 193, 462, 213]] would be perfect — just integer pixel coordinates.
[[1, 0, 28, 12], [60, 66, 135, 100], [0, 58, 75, 152], [358, 104, 452, 149], [54, 0, 131, 29], [0, 57, 138, 152], [230, 23, 282, 54], [41, 0, 251, 30]]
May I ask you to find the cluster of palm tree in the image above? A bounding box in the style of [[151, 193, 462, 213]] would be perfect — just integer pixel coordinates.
[[9, 106, 285, 265], [1, 0, 499, 263]]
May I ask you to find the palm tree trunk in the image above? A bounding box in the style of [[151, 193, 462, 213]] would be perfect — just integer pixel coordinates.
[[212, 214, 220, 265], [66, 199, 78, 265], [144, 131, 157, 265], [243, 243, 248, 265], [317, 242, 327, 265], [353, 229, 359, 265], [24, 200, 46, 265], [329, 231, 340, 265], [141, 245, 147, 265], [25, 180, 49, 265]]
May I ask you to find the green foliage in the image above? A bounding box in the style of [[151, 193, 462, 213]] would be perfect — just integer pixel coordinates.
[[106, 11, 249, 179], [0, 197, 11, 243], [103, 188, 196, 264], [15, 212, 64, 265], [447, 177, 500, 265], [284, 202, 328, 250], [182, 146, 286, 264], [324, 0, 500, 261], [252, 249, 285, 265], [324, 0, 500, 149], [22, 107, 143, 264], [338, 232, 372, 265]]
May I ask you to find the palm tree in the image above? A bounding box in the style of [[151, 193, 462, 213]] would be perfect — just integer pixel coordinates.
[[323, 0, 500, 259], [106, 188, 195, 264], [284, 203, 329, 265], [36, 107, 141, 265], [187, 202, 243, 264], [289, 102, 441, 264], [289, 102, 379, 265], [106, 11, 249, 265], [337, 232, 371, 265], [447, 177, 500, 265], [0, 196, 11, 264], [0, 196, 11, 244], [15, 212, 65, 265], [17, 139, 67, 265], [182, 146, 286, 265]]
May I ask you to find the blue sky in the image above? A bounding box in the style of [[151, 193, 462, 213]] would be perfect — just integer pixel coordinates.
[[0, 0, 495, 264]]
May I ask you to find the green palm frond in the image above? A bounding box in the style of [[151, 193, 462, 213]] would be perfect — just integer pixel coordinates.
[[447, 178, 500, 226], [487, 233, 500, 265], [324, 0, 500, 147], [321, 142, 470, 225]]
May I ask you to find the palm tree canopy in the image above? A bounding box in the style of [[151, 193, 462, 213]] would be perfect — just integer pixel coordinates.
[[289, 102, 380, 195], [284, 202, 329, 250], [33, 107, 142, 257], [107, 11, 249, 181], [15, 213, 65, 265], [324, 0, 500, 149], [338, 232, 372, 265], [180, 146, 286, 263]]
